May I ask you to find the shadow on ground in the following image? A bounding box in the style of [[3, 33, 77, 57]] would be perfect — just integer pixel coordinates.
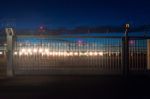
[[0, 75, 150, 99]]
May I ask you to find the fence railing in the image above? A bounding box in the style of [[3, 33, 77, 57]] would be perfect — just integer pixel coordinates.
[[0, 28, 149, 76]]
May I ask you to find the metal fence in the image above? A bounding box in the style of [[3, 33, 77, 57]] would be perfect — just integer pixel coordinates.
[[128, 38, 147, 72], [0, 34, 149, 76], [13, 36, 123, 75]]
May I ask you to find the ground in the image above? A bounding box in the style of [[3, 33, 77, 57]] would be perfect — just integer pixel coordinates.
[[0, 75, 150, 99]]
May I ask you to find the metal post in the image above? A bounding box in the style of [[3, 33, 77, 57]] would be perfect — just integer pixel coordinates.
[[123, 24, 130, 76], [147, 40, 150, 70], [5, 28, 14, 77]]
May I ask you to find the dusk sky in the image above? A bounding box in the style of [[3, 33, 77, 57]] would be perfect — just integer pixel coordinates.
[[0, 0, 150, 29]]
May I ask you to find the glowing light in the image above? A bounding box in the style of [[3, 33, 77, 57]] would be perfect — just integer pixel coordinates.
[[79, 52, 84, 56], [64, 52, 68, 56], [39, 48, 43, 53], [49, 52, 53, 55], [33, 49, 38, 53], [69, 52, 73, 56], [21, 48, 26, 53], [53, 52, 58, 56], [60, 52, 64, 56], [45, 49, 49, 53], [89, 52, 93, 56], [84, 52, 88, 56], [19, 52, 22, 56], [0, 52, 3, 55], [14, 52, 17, 55], [99, 52, 103, 56], [74, 52, 78, 56], [27, 49, 32, 53]]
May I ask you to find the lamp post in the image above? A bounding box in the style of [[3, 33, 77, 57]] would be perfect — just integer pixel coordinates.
[[123, 24, 130, 77]]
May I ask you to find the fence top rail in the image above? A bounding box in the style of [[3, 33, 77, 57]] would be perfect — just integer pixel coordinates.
[[15, 35, 150, 39]]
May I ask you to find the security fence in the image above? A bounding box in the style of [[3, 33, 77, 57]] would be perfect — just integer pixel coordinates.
[[0, 28, 149, 76], [13, 36, 123, 75]]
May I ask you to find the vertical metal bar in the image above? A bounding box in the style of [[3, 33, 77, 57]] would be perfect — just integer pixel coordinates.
[[122, 25, 129, 76]]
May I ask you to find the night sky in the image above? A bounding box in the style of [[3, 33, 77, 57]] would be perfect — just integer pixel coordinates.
[[0, 0, 150, 29]]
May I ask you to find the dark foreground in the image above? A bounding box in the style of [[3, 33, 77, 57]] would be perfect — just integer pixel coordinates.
[[0, 75, 150, 99]]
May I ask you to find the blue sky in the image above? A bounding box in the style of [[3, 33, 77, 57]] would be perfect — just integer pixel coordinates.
[[0, 0, 150, 29]]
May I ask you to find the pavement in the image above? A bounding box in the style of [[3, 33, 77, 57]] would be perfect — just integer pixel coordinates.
[[0, 75, 150, 99]]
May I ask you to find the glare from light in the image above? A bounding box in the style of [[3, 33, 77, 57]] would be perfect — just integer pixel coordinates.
[[89, 52, 93, 56], [39, 48, 43, 53], [14, 51, 17, 55], [99, 52, 103, 56], [74, 52, 78, 56], [79, 52, 84, 56], [45, 49, 49, 53], [49, 52, 53, 55], [0, 51, 3, 55], [33, 49, 37, 53], [64, 52, 67, 56], [69, 52, 73, 56], [19, 52, 22, 56], [84, 52, 88, 56], [94, 52, 98, 56], [55, 52, 58, 56], [27, 48, 32, 53], [53, 52, 58, 56], [60, 52, 64, 56], [21, 48, 26, 53]]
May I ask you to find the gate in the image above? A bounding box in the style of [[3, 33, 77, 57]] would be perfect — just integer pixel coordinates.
[[13, 35, 123, 75]]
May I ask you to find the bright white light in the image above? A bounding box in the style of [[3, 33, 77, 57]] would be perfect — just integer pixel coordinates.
[[69, 52, 73, 56], [53, 52, 58, 56], [60, 52, 64, 56], [19, 52, 22, 56], [99, 52, 103, 56], [14, 52, 17, 55], [21, 48, 26, 53], [66, 52, 70, 56], [53, 52, 56, 56], [33, 49, 38, 53], [74, 52, 78, 56], [27, 49, 32, 53], [94, 52, 98, 56], [79, 52, 84, 56], [49, 52, 53, 55], [45, 49, 49, 53], [84, 52, 88, 56], [39, 48, 43, 53], [89, 52, 93, 56], [0, 51, 3, 55], [64, 52, 68, 56]]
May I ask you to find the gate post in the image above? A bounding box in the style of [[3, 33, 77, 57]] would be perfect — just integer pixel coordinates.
[[5, 28, 14, 77], [122, 24, 130, 77], [147, 40, 150, 70]]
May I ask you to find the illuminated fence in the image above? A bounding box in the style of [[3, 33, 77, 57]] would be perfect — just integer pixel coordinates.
[[0, 33, 149, 76], [129, 38, 147, 71], [13, 36, 123, 74]]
